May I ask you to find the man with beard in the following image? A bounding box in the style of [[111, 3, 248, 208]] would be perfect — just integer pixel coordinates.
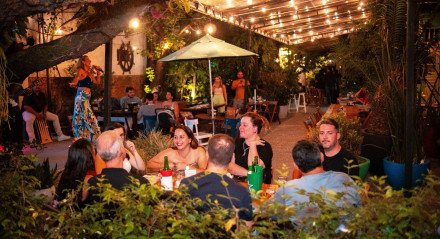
[[319, 118, 358, 176]]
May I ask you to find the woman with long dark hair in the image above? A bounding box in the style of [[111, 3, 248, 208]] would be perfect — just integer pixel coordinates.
[[69, 55, 102, 142], [148, 125, 207, 172], [56, 138, 95, 204]]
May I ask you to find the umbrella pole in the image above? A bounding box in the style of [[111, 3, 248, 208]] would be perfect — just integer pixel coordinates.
[[208, 59, 215, 134]]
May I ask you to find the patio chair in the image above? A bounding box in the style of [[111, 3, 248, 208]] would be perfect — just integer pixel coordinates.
[[143, 115, 157, 134], [262, 101, 281, 124], [184, 118, 212, 147], [155, 108, 176, 135], [224, 118, 240, 137]]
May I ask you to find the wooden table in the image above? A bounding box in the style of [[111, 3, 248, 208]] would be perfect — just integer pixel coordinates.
[[94, 109, 139, 132], [324, 104, 363, 120]]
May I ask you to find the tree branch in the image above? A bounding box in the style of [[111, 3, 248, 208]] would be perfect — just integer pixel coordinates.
[[6, 3, 152, 82]]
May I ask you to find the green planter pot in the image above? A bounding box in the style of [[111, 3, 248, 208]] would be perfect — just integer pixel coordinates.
[[357, 156, 370, 181]]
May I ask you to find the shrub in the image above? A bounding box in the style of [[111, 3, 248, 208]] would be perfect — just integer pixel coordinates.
[[133, 130, 173, 164]]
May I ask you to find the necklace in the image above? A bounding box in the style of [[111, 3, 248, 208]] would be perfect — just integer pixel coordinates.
[[242, 141, 249, 157], [177, 148, 191, 160]]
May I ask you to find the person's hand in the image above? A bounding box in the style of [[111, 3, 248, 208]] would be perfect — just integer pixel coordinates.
[[125, 140, 137, 152], [247, 136, 265, 148], [69, 82, 77, 88]]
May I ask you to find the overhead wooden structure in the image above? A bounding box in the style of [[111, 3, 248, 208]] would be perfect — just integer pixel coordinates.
[[191, 0, 369, 50]]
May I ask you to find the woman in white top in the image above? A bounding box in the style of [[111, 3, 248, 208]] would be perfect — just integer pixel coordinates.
[[212, 76, 227, 113], [147, 125, 207, 172], [162, 91, 180, 121], [105, 123, 146, 173]]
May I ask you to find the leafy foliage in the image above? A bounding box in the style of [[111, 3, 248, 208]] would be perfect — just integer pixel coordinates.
[[2, 149, 440, 238]]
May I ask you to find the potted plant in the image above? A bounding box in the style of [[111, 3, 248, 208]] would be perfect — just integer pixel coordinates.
[[29, 158, 61, 200]]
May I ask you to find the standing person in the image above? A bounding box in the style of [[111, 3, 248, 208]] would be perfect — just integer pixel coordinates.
[[147, 125, 207, 172], [120, 86, 142, 109], [228, 112, 273, 184], [314, 69, 326, 102], [55, 138, 96, 206], [22, 82, 71, 143], [319, 119, 359, 176], [69, 55, 101, 143], [162, 91, 180, 121], [212, 76, 227, 114], [180, 134, 253, 227], [231, 71, 250, 109]]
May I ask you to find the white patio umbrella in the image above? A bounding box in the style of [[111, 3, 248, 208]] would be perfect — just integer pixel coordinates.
[[159, 34, 258, 134]]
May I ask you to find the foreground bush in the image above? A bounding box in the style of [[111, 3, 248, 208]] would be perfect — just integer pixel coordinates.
[[1, 152, 440, 238]]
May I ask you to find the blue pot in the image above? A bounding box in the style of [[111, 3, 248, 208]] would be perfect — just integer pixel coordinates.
[[383, 157, 429, 190]]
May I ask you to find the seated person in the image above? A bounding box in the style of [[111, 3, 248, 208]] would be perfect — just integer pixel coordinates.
[[180, 134, 253, 227], [105, 123, 146, 173], [354, 87, 369, 105], [270, 140, 360, 225], [151, 91, 162, 106], [227, 112, 273, 184], [85, 130, 149, 204], [22, 83, 70, 142], [120, 86, 142, 108], [162, 91, 180, 122], [56, 138, 96, 207], [319, 119, 359, 176], [137, 93, 158, 127], [147, 125, 207, 172]]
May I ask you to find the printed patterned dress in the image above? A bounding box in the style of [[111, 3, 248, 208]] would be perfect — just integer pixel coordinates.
[[72, 76, 101, 142]]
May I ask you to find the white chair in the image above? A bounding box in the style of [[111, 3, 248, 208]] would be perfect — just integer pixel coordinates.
[[288, 94, 298, 113], [297, 92, 307, 113], [184, 118, 212, 147]]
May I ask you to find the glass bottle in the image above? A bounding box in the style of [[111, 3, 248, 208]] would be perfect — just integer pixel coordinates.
[[160, 156, 173, 191]]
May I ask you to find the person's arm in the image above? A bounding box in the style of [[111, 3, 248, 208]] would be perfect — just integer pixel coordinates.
[[231, 80, 239, 90], [173, 102, 180, 121], [227, 154, 248, 177], [147, 148, 172, 171], [125, 140, 146, 171], [246, 136, 266, 168], [69, 69, 84, 88], [196, 147, 208, 171], [91, 67, 102, 85], [222, 85, 228, 105]]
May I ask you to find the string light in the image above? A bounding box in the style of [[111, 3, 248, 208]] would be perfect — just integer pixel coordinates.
[[261, 7, 266, 13], [129, 18, 140, 29]]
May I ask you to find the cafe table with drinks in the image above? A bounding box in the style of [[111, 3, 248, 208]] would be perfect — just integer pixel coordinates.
[[145, 155, 280, 211]]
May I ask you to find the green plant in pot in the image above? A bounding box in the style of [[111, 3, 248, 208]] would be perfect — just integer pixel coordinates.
[[28, 158, 61, 200], [308, 113, 369, 180], [337, 0, 429, 189]]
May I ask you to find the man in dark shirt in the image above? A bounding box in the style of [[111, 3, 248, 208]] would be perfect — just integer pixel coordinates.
[[319, 118, 359, 176], [22, 83, 70, 142], [86, 130, 149, 203], [180, 134, 253, 227]]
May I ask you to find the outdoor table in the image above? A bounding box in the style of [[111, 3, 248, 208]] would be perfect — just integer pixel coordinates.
[[324, 104, 363, 120], [94, 109, 139, 132]]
